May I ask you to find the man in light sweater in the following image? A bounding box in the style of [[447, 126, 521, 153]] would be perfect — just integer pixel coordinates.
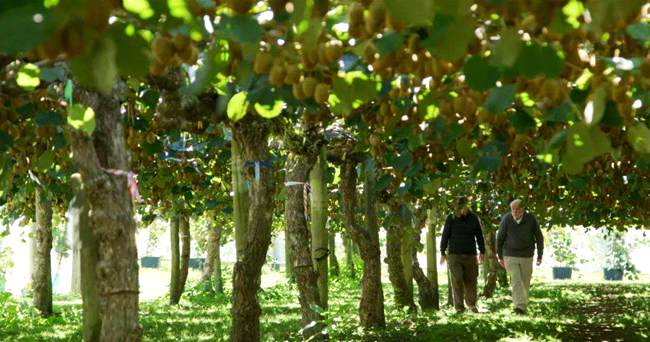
[[496, 199, 544, 315]]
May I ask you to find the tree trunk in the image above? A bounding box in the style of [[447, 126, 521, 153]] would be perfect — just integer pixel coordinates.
[[385, 222, 415, 310], [400, 226, 414, 303], [70, 87, 142, 340], [482, 227, 498, 298], [284, 225, 294, 281], [170, 216, 180, 304], [310, 147, 328, 309], [70, 200, 81, 294], [328, 233, 340, 277], [343, 236, 356, 278], [178, 214, 191, 297], [201, 212, 223, 294], [232, 139, 249, 260], [230, 119, 276, 342], [340, 158, 385, 328], [412, 257, 436, 310], [31, 187, 53, 317], [70, 175, 101, 341], [426, 209, 440, 310], [284, 151, 324, 340]]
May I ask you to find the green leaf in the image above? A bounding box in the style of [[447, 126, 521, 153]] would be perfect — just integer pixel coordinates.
[[490, 28, 522, 67], [586, 0, 645, 35], [110, 24, 151, 79], [393, 151, 413, 173], [64, 80, 74, 105], [627, 123, 650, 154], [183, 40, 229, 95], [385, 0, 434, 27], [463, 56, 500, 91], [0, 130, 13, 153], [16, 63, 40, 91], [456, 137, 477, 161], [221, 15, 262, 44], [35, 150, 55, 171], [544, 102, 573, 123], [547, 130, 567, 150], [515, 43, 565, 78], [40, 67, 65, 82], [626, 22, 650, 46], [67, 104, 96, 135], [422, 14, 474, 61], [562, 123, 613, 174], [373, 31, 404, 57], [70, 37, 118, 94], [254, 101, 284, 119], [583, 86, 607, 126], [167, 0, 192, 22], [0, 2, 48, 54], [508, 109, 536, 133], [35, 111, 64, 127], [296, 18, 322, 51], [123, 0, 155, 19], [483, 84, 516, 114], [227, 91, 249, 122], [477, 155, 500, 172]]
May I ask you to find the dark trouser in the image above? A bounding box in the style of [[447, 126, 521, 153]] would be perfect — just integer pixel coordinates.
[[447, 254, 478, 311]]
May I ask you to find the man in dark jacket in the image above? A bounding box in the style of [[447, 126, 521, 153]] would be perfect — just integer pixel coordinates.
[[440, 196, 486, 313], [496, 199, 544, 315]]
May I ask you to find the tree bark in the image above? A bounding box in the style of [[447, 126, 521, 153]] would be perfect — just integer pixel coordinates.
[[201, 212, 223, 294], [70, 175, 102, 342], [31, 187, 53, 317], [385, 220, 415, 310], [482, 227, 498, 298], [230, 118, 276, 342], [426, 209, 440, 310], [340, 158, 385, 328], [170, 216, 180, 304], [69, 87, 142, 340], [412, 257, 436, 310], [284, 225, 294, 281], [284, 150, 324, 339], [71, 201, 81, 294], [178, 214, 191, 297], [310, 147, 328, 309], [328, 233, 340, 277], [343, 235, 356, 278], [232, 139, 249, 260], [400, 224, 414, 302]]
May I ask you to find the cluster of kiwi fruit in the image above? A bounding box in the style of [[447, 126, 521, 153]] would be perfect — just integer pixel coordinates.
[[149, 34, 199, 76], [348, 0, 404, 39], [253, 49, 333, 105]]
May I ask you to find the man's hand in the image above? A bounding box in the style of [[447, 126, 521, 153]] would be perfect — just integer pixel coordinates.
[[440, 255, 447, 265], [478, 254, 485, 264], [536, 257, 542, 266], [498, 257, 506, 269]]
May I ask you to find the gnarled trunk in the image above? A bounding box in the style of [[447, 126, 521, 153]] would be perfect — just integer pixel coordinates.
[[170, 216, 180, 304], [201, 212, 223, 294], [31, 187, 53, 317], [426, 209, 440, 310], [340, 158, 385, 328], [386, 222, 415, 310], [230, 119, 276, 342], [284, 151, 324, 339], [400, 227, 414, 304], [482, 226, 498, 298], [413, 257, 436, 310], [310, 147, 328, 308], [232, 139, 249, 260], [70, 87, 142, 340]]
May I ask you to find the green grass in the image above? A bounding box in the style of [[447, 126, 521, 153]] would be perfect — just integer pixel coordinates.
[[1, 279, 649, 341]]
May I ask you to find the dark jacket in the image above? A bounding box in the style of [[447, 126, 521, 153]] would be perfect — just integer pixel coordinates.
[[440, 211, 486, 256], [496, 212, 544, 259]]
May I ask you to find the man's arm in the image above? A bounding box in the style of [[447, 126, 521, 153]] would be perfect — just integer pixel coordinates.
[[496, 215, 507, 260], [475, 216, 486, 255], [534, 217, 544, 260], [439, 215, 451, 256]]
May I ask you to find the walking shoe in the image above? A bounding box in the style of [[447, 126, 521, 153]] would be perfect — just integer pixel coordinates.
[[455, 308, 465, 314]]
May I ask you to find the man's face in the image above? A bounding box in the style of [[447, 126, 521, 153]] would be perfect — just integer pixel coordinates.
[[511, 203, 524, 221], [457, 206, 469, 217]]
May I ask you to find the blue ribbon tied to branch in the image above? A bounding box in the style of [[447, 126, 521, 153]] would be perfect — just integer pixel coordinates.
[[243, 160, 273, 182]]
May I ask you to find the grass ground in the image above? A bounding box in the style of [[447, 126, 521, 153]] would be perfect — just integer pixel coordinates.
[[1, 267, 648, 341]]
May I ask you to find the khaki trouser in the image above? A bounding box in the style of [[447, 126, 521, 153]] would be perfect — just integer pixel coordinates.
[[504, 256, 534, 311], [447, 254, 478, 311]]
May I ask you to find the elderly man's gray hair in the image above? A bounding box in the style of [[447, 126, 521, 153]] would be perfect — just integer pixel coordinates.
[[510, 199, 522, 208]]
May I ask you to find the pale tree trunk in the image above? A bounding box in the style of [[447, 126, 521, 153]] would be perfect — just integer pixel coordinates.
[[386, 220, 415, 310], [232, 139, 249, 260], [284, 150, 324, 340], [201, 212, 224, 294], [284, 225, 293, 281], [178, 214, 190, 297], [482, 226, 498, 298], [343, 235, 356, 278], [70, 201, 81, 294], [230, 119, 276, 342], [70, 175, 101, 342], [426, 209, 440, 310], [310, 147, 328, 308], [340, 158, 385, 328], [69, 87, 142, 340], [328, 233, 340, 277], [31, 187, 53, 317], [170, 216, 180, 304], [400, 226, 414, 303]]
